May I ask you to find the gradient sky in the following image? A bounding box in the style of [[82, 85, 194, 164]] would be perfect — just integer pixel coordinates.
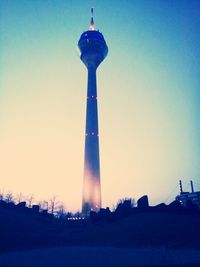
[[0, 0, 200, 211]]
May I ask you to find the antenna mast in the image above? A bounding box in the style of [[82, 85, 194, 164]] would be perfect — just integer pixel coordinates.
[[89, 7, 95, 30]]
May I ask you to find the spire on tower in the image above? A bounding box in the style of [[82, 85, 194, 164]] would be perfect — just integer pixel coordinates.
[[89, 7, 95, 30]]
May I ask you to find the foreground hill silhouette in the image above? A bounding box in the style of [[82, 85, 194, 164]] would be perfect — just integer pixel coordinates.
[[0, 197, 200, 253]]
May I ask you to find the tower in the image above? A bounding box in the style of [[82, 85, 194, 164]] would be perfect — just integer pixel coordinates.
[[78, 8, 108, 216]]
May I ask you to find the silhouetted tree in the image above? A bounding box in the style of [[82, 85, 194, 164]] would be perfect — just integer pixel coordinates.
[[4, 192, 14, 203], [38, 200, 48, 212], [0, 191, 4, 201], [27, 194, 34, 208], [115, 198, 135, 218], [116, 198, 135, 209], [15, 193, 24, 204], [49, 196, 59, 214], [56, 204, 65, 218]]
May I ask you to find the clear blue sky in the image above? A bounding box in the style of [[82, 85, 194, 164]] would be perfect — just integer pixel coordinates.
[[0, 0, 200, 211]]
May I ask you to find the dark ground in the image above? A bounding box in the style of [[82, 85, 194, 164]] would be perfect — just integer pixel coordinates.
[[0, 205, 200, 253], [2, 264, 200, 267]]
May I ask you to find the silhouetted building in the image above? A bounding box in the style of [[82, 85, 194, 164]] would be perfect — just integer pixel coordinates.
[[137, 195, 149, 210], [176, 180, 200, 208], [78, 8, 108, 216], [16, 201, 27, 212], [32, 205, 40, 213], [17, 201, 26, 209]]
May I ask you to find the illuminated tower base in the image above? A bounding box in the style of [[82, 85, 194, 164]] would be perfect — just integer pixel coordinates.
[[78, 9, 108, 216]]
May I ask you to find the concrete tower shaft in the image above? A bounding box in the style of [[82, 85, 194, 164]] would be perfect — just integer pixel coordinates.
[[78, 12, 108, 216]]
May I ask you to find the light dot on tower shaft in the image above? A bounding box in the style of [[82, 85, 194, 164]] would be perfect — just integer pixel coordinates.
[[78, 8, 108, 216]]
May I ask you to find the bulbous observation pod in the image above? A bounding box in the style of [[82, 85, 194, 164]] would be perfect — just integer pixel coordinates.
[[78, 30, 108, 69]]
